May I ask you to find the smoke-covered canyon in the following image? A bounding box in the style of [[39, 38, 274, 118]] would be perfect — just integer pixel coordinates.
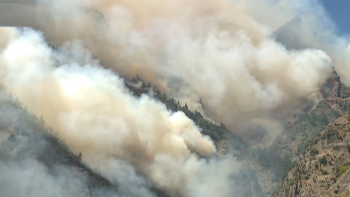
[[0, 0, 350, 196]]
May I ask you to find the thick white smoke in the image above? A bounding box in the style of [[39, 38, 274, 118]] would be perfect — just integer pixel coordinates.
[[18, 0, 335, 145], [274, 0, 350, 86], [0, 27, 240, 197], [0, 0, 347, 195]]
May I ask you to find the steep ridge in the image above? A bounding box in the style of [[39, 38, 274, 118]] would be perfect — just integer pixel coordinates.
[[45, 42, 350, 197], [273, 114, 350, 197], [0, 74, 265, 197], [0, 87, 117, 196], [0, 6, 343, 196], [2, 61, 346, 197], [281, 75, 350, 160], [124, 76, 347, 196], [0, 86, 173, 197], [272, 76, 350, 196], [123, 72, 350, 197], [247, 75, 350, 196], [326, 77, 350, 113], [0, 3, 348, 196], [2, 35, 346, 197], [1, 41, 265, 197], [125, 77, 265, 197]]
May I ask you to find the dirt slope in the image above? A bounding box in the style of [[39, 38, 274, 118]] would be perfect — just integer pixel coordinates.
[[273, 115, 350, 197]]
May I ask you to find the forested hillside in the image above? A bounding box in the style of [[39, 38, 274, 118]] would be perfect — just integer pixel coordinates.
[[125, 75, 350, 196]]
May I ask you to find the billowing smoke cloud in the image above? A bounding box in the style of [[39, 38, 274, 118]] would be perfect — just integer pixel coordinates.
[[0, 27, 241, 197], [0, 0, 345, 195], [1, 159, 88, 197], [273, 0, 350, 86], [9, 0, 337, 145], [0, 81, 119, 197]]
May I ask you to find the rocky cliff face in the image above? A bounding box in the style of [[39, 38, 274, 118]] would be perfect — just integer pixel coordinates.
[[247, 74, 350, 196], [273, 115, 350, 197], [326, 76, 350, 113]]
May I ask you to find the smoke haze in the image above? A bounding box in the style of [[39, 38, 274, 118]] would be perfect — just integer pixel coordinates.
[[21, 0, 338, 145], [0, 0, 350, 196], [0, 27, 241, 197]]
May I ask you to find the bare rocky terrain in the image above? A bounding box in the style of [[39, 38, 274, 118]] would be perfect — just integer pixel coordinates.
[[271, 74, 350, 197], [273, 115, 350, 197]]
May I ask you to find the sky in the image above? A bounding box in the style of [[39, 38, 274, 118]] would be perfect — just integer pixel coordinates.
[[320, 0, 350, 35]]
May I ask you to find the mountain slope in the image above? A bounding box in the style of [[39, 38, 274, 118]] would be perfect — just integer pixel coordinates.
[[272, 77, 350, 196], [0, 77, 265, 197], [0, 86, 170, 197], [125, 74, 350, 197], [0, 86, 124, 197], [247, 74, 349, 196], [125, 77, 265, 197], [3, 40, 346, 197], [273, 114, 350, 197]]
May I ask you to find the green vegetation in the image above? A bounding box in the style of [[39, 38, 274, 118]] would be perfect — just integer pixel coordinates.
[[338, 165, 350, 177], [310, 148, 319, 156], [305, 174, 310, 180], [129, 77, 347, 196], [322, 129, 342, 143], [287, 101, 341, 156], [126, 78, 251, 153], [319, 156, 327, 166], [255, 147, 297, 182], [331, 177, 337, 183], [156, 92, 243, 143], [321, 169, 328, 175], [344, 190, 350, 197]]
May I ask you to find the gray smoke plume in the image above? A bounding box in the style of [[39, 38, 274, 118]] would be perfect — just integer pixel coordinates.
[[0, 0, 349, 195], [0, 84, 119, 197], [0, 27, 241, 197], [10, 0, 337, 145]]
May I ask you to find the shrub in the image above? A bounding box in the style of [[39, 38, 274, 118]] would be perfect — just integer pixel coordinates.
[[319, 156, 327, 166], [325, 130, 342, 143], [331, 177, 337, 183], [338, 165, 350, 177], [322, 170, 328, 175], [310, 148, 319, 156], [345, 190, 350, 197], [318, 113, 329, 126]]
